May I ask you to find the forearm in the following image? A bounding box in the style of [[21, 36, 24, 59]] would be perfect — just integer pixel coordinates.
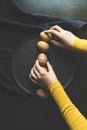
[[49, 81, 87, 130], [72, 37, 87, 52]]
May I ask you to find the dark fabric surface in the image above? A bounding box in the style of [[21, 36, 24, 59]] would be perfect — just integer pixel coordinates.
[[0, 0, 87, 130], [0, 0, 87, 95], [12, 33, 76, 95]]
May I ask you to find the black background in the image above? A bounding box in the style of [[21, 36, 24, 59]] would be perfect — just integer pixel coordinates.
[[0, 0, 87, 130]]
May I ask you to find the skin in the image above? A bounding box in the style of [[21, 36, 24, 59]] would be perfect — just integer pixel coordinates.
[[29, 60, 58, 89], [44, 25, 77, 50], [30, 25, 77, 88]]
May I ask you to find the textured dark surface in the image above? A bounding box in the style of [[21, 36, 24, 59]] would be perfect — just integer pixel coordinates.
[[0, 0, 87, 130], [12, 34, 75, 95]]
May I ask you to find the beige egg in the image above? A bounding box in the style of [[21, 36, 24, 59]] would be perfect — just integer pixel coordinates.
[[38, 53, 48, 67], [42, 66, 48, 72], [40, 31, 52, 42], [37, 41, 49, 53], [36, 89, 49, 99]]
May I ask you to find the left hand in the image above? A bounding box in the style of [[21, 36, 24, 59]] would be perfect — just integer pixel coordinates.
[[29, 60, 58, 89]]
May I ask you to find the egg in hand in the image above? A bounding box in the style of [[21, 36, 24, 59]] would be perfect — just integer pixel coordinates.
[[38, 53, 48, 67], [40, 31, 52, 42], [41, 66, 48, 72]]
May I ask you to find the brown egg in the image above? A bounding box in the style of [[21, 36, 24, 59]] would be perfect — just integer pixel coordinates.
[[38, 53, 48, 67], [36, 89, 49, 99], [40, 31, 52, 42], [42, 67, 48, 72], [37, 41, 49, 53]]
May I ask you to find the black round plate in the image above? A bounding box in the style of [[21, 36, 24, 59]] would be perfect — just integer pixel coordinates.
[[12, 34, 75, 96]]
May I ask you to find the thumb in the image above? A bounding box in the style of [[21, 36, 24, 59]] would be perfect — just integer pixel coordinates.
[[47, 62, 53, 72]]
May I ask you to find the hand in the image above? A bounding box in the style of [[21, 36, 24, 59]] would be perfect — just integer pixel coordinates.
[[29, 60, 58, 89], [44, 25, 77, 50]]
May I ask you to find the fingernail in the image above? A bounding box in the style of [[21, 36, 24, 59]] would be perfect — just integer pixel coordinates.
[[44, 30, 48, 33]]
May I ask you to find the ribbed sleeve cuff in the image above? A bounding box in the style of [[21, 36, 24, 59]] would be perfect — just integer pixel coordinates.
[[72, 37, 80, 48], [72, 37, 87, 51], [49, 81, 63, 93]]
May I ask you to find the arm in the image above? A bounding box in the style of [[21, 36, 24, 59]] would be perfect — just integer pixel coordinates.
[[30, 60, 87, 130], [49, 81, 87, 130], [72, 37, 87, 52], [44, 25, 87, 52]]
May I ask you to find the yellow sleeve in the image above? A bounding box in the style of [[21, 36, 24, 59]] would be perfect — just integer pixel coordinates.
[[49, 81, 87, 130], [72, 37, 87, 52]]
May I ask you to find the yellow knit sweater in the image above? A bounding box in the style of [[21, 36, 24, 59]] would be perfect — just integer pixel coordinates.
[[49, 38, 87, 130]]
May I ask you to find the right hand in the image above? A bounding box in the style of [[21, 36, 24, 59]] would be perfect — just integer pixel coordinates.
[[44, 25, 77, 50]]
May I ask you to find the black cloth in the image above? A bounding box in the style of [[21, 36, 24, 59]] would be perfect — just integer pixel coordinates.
[[0, 0, 87, 95], [0, 0, 87, 130]]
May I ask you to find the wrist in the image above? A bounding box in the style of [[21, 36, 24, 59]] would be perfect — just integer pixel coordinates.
[[69, 36, 77, 47], [47, 80, 59, 90]]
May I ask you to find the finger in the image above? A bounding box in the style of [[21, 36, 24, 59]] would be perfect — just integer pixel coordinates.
[[35, 60, 45, 74], [29, 74, 39, 85], [51, 40, 65, 48], [29, 74, 47, 89], [33, 65, 41, 78], [46, 62, 53, 72], [44, 30, 61, 38], [50, 25, 63, 32], [30, 67, 38, 80]]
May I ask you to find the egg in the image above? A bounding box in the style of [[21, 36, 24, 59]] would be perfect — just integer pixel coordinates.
[[36, 89, 49, 99], [42, 67, 48, 72], [40, 31, 52, 42], [37, 41, 49, 53], [38, 53, 48, 67]]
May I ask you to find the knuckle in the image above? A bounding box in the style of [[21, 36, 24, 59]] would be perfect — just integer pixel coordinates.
[[66, 30, 70, 34], [51, 30, 54, 33], [37, 72, 45, 80], [54, 25, 58, 28], [61, 31, 66, 37]]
